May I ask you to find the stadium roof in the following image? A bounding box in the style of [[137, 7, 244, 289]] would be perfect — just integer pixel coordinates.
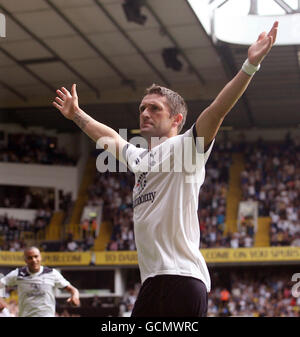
[[0, 0, 300, 132]]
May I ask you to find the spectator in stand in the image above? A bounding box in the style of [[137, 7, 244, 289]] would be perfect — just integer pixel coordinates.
[[220, 288, 230, 309], [66, 233, 78, 252], [81, 219, 90, 240], [84, 235, 95, 251], [120, 286, 140, 316], [91, 295, 102, 308], [91, 218, 97, 239], [59, 191, 72, 212], [106, 240, 118, 251], [230, 233, 239, 249], [291, 233, 300, 246]]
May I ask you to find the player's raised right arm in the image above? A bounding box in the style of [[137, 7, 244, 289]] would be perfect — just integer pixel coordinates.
[[52, 84, 127, 158]]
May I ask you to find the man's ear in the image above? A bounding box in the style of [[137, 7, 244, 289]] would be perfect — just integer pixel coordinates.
[[173, 113, 183, 129]]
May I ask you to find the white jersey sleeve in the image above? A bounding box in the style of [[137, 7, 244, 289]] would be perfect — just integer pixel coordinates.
[[0, 269, 18, 288], [191, 124, 215, 162], [177, 124, 215, 173], [52, 269, 70, 289], [122, 143, 148, 173]]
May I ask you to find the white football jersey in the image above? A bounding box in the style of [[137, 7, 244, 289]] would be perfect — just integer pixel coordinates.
[[0, 266, 70, 317], [123, 125, 214, 292]]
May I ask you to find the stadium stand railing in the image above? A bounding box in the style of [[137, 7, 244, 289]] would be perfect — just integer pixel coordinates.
[[225, 153, 245, 234], [68, 157, 96, 240], [93, 221, 113, 251], [45, 211, 65, 241], [255, 217, 271, 247]]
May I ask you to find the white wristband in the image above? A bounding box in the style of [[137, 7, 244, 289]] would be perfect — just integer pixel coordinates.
[[242, 59, 260, 76]]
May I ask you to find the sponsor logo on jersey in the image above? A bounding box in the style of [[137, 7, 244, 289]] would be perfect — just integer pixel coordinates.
[[133, 191, 157, 208], [133, 172, 157, 208]]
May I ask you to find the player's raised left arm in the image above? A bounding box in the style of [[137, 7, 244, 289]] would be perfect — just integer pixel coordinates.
[[195, 21, 278, 148], [64, 284, 80, 307]]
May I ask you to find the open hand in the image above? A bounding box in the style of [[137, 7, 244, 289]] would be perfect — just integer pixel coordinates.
[[52, 84, 79, 120], [66, 294, 80, 307], [248, 21, 278, 66]]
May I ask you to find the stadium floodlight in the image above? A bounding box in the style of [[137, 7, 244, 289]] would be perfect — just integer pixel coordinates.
[[162, 48, 183, 71], [122, 0, 147, 25]]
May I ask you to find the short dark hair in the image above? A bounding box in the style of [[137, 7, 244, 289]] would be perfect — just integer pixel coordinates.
[[144, 84, 187, 133], [24, 246, 40, 256]]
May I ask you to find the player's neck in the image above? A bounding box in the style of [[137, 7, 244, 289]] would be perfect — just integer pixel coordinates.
[[146, 130, 178, 150], [27, 266, 42, 274]]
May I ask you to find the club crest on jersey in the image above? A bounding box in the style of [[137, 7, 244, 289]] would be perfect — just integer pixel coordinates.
[[31, 284, 40, 291], [26, 283, 44, 297], [135, 172, 147, 194]]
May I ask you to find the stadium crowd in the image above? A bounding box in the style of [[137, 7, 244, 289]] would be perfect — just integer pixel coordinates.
[[0, 186, 55, 210], [0, 187, 75, 251], [240, 135, 300, 247], [207, 268, 300, 317], [85, 170, 136, 251], [0, 209, 52, 250], [56, 232, 95, 252], [0, 132, 76, 166], [119, 268, 300, 317], [198, 141, 231, 248]]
